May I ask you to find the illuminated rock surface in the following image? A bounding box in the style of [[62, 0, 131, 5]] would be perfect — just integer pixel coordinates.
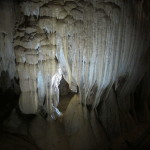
[[0, 0, 150, 150]]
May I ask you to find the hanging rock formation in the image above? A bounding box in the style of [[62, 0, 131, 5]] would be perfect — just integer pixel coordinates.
[[11, 0, 150, 149]]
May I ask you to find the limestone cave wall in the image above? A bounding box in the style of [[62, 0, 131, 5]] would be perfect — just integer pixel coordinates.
[[0, 0, 150, 150]]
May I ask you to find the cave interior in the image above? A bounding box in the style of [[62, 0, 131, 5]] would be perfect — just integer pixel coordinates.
[[0, 0, 150, 150]]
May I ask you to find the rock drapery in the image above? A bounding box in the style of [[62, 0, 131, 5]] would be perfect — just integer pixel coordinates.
[[14, 0, 150, 119], [0, 0, 149, 149], [12, 0, 150, 142]]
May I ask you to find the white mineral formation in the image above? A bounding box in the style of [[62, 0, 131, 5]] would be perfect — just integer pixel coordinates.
[[13, 0, 150, 142]]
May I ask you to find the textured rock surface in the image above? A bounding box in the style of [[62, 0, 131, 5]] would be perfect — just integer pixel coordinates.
[[0, 0, 148, 150], [12, 0, 150, 137], [14, 0, 150, 121], [0, 0, 17, 79], [0, 0, 21, 125]]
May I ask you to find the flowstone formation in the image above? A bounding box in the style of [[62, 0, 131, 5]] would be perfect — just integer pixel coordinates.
[[14, 0, 150, 141]]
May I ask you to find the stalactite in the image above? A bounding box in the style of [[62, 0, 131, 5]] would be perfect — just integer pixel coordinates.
[[14, 0, 150, 134], [20, 1, 44, 17]]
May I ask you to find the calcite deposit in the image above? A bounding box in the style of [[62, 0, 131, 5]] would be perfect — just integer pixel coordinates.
[[12, 0, 150, 145], [0, 0, 150, 150]]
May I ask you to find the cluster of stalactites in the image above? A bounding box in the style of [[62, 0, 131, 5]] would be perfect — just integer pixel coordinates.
[[14, 0, 149, 118]]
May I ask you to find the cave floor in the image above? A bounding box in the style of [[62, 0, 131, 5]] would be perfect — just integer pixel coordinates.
[[0, 95, 150, 150], [0, 110, 150, 150]]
